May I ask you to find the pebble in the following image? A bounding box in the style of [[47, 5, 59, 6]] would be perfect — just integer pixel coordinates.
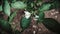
[[38, 29, 41, 31], [54, 16, 57, 19], [33, 31, 36, 34], [33, 25, 37, 28]]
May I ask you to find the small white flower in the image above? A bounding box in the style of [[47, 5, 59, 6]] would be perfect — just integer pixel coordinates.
[[35, 15, 39, 18], [34, 15, 39, 20], [24, 11, 31, 19]]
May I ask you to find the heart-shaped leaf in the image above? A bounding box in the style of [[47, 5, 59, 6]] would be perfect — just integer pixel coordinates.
[[20, 17, 31, 30], [52, 1, 60, 9], [14, 30, 21, 34], [0, 18, 12, 33], [0, 5, 2, 11], [3, 0, 11, 16], [8, 11, 17, 23], [39, 3, 51, 12], [42, 18, 60, 33], [38, 12, 45, 22], [11, 1, 27, 9], [12, 0, 17, 2]]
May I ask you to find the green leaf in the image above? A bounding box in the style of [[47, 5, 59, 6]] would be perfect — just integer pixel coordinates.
[[20, 17, 31, 30], [11, 1, 27, 9], [52, 0, 60, 9], [0, 5, 2, 11], [12, 0, 17, 2], [8, 11, 17, 23], [15, 30, 21, 34], [3, 0, 11, 16], [0, 18, 12, 33], [42, 18, 60, 33], [38, 12, 45, 22], [39, 3, 51, 12]]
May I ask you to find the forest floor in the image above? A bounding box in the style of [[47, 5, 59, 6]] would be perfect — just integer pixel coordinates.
[[3, 9, 60, 34]]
